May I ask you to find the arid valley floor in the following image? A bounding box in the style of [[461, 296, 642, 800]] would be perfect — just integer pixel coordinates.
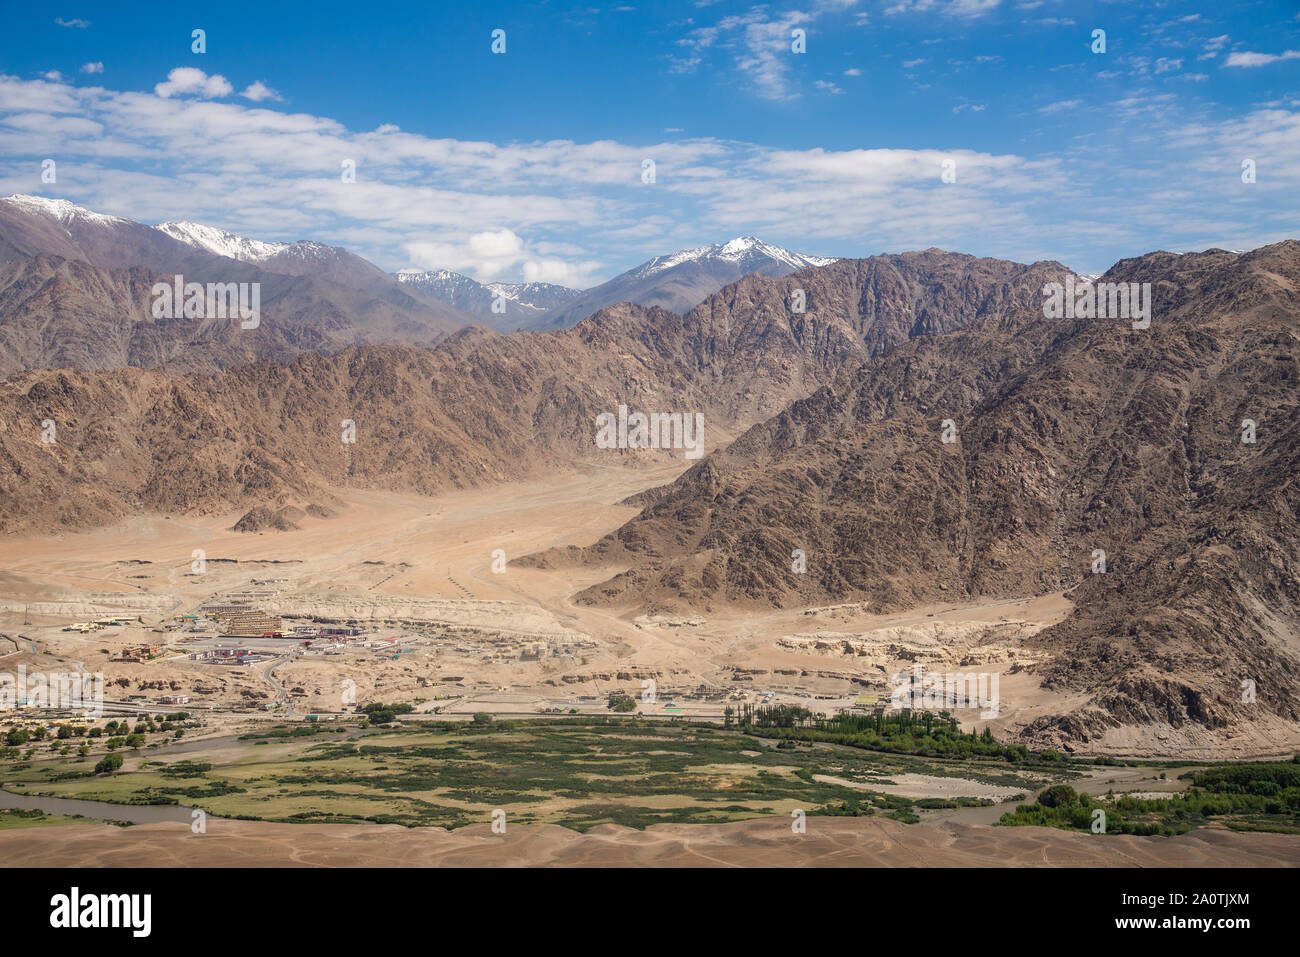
[[9, 459, 1284, 754], [4, 0, 1300, 879], [2, 464, 1298, 866]]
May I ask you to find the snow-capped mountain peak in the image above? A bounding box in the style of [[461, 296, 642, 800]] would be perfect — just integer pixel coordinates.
[[396, 268, 464, 284], [1, 194, 131, 227], [156, 221, 289, 263], [395, 269, 580, 322], [485, 280, 574, 301], [633, 236, 836, 279], [1, 198, 300, 264]]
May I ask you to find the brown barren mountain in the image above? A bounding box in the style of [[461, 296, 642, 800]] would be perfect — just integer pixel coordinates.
[[0, 251, 1061, 534], [521, 241, 1300, 749], [8, 242, 1290, 750], [0, 196, 476, 374]]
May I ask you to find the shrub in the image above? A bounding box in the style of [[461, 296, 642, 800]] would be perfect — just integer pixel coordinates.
[[1037, 785, 1079, 808], [94, 753, 124, 775]]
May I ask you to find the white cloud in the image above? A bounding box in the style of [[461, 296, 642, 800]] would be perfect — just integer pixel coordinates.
[[154, 67, 233, 99], [0, 69, 1294, 282], [885, 0, 1001, 18], [1198, 35, 1230, 60], [1225, 50, 1300, 68], [80, 62, 104, 75], [468, 228, 525, 261], [726, 11, 809, 101], [521, 258, 603, 286], [675, 6, 846, 101], [405, 228, 533, 279], [240, 81, 281, 102], [54, 17, 90, 28], [1165, 107, 1300, 192]]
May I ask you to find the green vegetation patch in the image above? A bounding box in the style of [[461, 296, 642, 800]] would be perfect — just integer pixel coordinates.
[[998, 758, 1300, 836], [5, 718, 1057, 831]]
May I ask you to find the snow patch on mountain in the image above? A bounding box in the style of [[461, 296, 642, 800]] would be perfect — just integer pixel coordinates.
[[396, 269, 580, 318], [485, 280, 580, 304], [1, 194, 131, 228], [633, 236, 836, 279], [156, 221, 290, 263]]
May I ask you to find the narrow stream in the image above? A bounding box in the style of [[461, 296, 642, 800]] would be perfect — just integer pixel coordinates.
[[0, 787, 195, 824]]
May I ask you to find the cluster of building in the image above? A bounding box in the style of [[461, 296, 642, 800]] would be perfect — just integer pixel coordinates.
[[467, 635, 598, 663], [197, 602, 284, 638], [288, 625, 365, 641], [218, 587, 281, 602], [222, 613, 284, 638], [62, 615, 139, 633], [195, 596, 376, 641], [109, 645, 163, 663], [188, 648, 276, 666]]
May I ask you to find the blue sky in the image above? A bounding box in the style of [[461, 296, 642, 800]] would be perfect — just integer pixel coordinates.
[[0, 0, 1297, 285]]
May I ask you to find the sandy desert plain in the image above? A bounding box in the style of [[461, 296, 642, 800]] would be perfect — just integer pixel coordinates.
[[1, 461, 1297, 866]]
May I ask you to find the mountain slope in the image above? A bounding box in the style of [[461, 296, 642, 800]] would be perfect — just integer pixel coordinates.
[[536, 236, 837, 329], [520, 241, 1300, 751], [0, 249, 1055, 533], [0, 196, 477, 374], [394, 268, 580, 329], [155, 222, 287, 264]]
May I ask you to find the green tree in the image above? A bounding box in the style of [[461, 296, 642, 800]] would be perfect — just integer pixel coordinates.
[[1038, 785, 1079, 808], [94, 753, 123, 775]]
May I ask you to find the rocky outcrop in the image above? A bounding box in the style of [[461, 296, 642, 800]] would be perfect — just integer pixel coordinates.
[[522, 241, 1300, 744]]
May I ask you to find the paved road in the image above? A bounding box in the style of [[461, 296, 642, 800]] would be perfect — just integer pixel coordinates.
[[261, 655, 294, 715]]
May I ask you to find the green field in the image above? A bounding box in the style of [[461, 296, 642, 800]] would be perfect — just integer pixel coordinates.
[[2, 718, 1057, 831], [12, 716, 1288, 835], [0, 808, 98, 830]]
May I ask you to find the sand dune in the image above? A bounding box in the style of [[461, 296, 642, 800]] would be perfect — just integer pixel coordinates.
[[3, 817, 1296, 868]]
